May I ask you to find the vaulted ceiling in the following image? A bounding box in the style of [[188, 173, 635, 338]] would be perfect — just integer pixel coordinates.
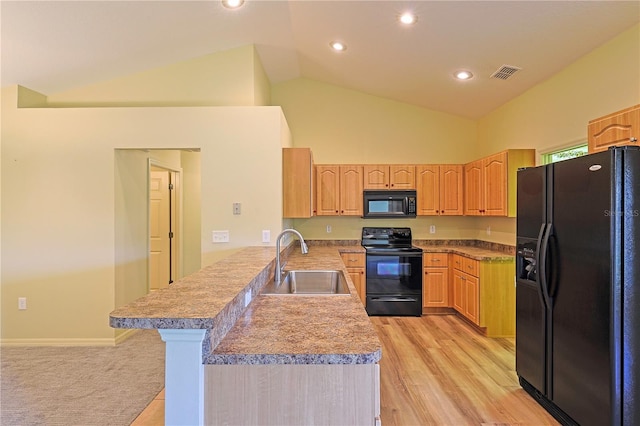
[[2, 1, 638, 118]]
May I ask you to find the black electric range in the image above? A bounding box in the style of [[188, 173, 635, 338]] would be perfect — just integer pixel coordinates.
[[361, 227, 423, 316]]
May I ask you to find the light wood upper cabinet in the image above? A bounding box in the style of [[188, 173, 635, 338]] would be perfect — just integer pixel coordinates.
[[316, 165, 363, 216], [339, 165, 364, 216], [463, 160, 483, 215], [416, 165, 463, 216], [363, 165, 415, 189], [483, 152, 508, 216], [464, 149, 534, 217], [316, 165, 340, 215], [588, 104, 640, 153], [283, 148, 314, 218]]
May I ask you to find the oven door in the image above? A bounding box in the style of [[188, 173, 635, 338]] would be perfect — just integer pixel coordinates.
[[365, 252, 422, 295]]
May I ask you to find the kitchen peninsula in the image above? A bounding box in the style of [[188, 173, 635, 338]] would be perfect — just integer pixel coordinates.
[[109, 244, 382, 425]]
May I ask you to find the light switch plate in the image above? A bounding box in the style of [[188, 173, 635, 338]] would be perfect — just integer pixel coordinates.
[[262, 230, 270, 243], [233, 203, 241, 215]]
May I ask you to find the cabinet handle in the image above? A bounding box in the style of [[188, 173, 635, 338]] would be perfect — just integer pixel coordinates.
[[349, 259, 358, 262], [432, 258, 441, 262], [631, 137, 638, 143]]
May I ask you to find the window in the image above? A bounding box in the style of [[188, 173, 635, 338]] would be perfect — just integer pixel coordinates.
[[542, 144, 588, 164]]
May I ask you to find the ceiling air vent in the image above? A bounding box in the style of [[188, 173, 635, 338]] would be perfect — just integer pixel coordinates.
[[490, 65, 521, 80]]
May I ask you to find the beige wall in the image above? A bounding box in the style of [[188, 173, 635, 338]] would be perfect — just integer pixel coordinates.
[[45, 45, 271, 107], [271, 78, 481, 242], [478, 24, 640, 158], [272, 25, 640, 245], [1, 85, 289, 343], [272, 78, 478, 164], [475, 23, 640, 242], [2, 23, 638, 342]]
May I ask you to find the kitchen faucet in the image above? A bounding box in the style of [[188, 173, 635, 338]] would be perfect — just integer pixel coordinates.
[[275, 229, 309, 285]]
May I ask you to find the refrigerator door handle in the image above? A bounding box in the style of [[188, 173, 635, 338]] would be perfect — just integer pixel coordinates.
[[539, 222, 553, 301]]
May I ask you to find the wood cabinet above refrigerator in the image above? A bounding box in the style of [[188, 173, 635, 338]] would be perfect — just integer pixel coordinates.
[[588, 104, 640, 153]]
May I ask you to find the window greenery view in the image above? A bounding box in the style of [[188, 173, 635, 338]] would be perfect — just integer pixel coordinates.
[[543, 144, 588, 164]]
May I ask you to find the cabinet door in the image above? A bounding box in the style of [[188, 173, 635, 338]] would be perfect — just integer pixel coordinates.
[[464, 160, 483, 215], [363, 165, 389, 189], [439, 165, 463, 215], [464, 274, 480, 325], [389, 165, 415, 189], [452, 270, 465, 314], [416, 165, 440, 215], [341, 252, 366, 305], [424, 267, 449, 308], [316, 165, 340, 215], [283, 148, 313, 218], [483, 151, 507, 216], [588, 105, 640, 153], [347, 268, 366, 305], [340, 165, 364, 216]]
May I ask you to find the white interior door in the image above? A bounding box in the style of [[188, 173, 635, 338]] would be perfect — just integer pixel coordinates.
[[149, 168, 171, 291]]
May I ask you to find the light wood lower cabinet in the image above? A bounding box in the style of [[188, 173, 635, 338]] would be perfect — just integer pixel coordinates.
[[341, 252, 366, 305], [205, 364, 380, 425], [423, 253, 449, 308], [451, 254, 515, 337]]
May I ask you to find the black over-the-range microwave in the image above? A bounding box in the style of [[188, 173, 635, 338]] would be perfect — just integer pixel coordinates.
[[363, 190, 417, 218]]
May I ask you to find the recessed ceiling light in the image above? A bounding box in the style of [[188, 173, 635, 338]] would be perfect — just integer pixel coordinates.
[[222, 0, 244, 9], [454, 70, 474, 80], [399, 12, 417, 25], [330, 41, 347, 52]]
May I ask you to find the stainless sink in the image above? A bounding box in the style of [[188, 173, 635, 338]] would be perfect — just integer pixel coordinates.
[[262, 270, 351, 295]]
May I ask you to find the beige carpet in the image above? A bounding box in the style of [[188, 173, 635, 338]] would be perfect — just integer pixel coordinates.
[[0, 330, 165, 426]]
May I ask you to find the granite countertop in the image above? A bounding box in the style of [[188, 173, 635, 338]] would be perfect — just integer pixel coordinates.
[[417, 244, 514, 261], [207, 246, 381, 365], [109, 245, 381, 365]]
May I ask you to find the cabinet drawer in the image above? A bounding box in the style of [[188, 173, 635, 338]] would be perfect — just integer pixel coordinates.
[[423, 253, 448, 268], [340, 252, 365, 268], [452, 254, 465, 271], [452, 254, 479, 276], [462, 257, 479, 277]]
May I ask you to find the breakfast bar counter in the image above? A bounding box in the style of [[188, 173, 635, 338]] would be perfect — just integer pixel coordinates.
[[109, 244, 381, 425]]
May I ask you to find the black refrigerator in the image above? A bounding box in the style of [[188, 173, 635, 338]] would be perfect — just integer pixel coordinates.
[[516, 146, 640, 426]]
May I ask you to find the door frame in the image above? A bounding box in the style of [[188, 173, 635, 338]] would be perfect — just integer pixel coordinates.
[[148, 159, 183, 292]]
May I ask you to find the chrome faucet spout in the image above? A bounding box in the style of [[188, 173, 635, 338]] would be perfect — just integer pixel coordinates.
[[275, 229, 308, 284]]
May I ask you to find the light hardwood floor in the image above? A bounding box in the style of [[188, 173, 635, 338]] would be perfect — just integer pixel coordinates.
[[131, 314, 558, 425]]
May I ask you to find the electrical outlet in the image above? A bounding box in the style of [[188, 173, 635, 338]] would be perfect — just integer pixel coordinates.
[[212, 230, 230, 243], [326, 225, 332, 233], [486, 226, 491, 235], [262, 230, 270, 243], [18, 297, 27, 310], [429, 225, 436, 234], [244, 290, 252, 307]]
